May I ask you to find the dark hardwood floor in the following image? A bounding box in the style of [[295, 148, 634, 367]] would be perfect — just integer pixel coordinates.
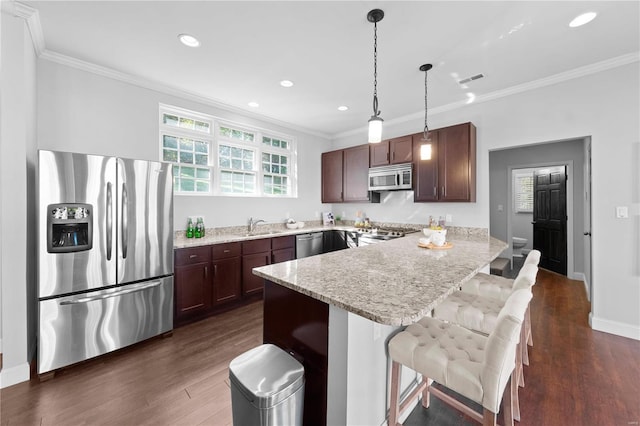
[[2, 269, 639, 425]]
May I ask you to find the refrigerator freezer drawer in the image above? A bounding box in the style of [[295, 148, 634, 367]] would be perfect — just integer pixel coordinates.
[[38, 276, 174, 374]]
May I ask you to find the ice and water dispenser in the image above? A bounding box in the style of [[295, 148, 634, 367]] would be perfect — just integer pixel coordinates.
[[47, 203, 93, 253]]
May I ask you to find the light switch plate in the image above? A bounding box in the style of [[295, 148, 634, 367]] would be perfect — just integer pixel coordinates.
[[616, 206, 629, 218]]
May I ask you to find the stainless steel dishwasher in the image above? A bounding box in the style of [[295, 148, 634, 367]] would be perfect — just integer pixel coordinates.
[[296, 232, 323, 259]]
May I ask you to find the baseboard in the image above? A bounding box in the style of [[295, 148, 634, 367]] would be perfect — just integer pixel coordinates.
[[0, 361, 30, 389], [569, 272, 590, 301], [590, 314, 640, 341]]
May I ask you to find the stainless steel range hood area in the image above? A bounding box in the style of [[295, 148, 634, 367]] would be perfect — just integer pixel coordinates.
[[368, 163, 412, 191]]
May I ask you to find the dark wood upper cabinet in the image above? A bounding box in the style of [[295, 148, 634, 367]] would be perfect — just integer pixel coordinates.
[[369, 141, 390, 167], [321, 150, 343, 203], [412, 122, 476, 202], [322, 144, 377, 203], [369, 136, 413, 167], [343, 144, 370, 202], [439, 122, 476, 202], [412, 131, 439, 202]]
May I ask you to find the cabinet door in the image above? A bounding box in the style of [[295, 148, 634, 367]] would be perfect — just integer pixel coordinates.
[[343, 144, 370, 202], [212, 257, 241, 305], [272, 247, 295, 264], [439, 123, 476, 202], [321, 150, 343, 203], [412, 131, 439, 202], [174, 262, 211, 320], [369, 141, 390, 167], [390, 136, 413, 164], [242, 252, 270, 296]]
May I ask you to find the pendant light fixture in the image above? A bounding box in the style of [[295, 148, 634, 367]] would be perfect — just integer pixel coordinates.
[[419, 63, 433, 160], [367, 9, 384, 143]]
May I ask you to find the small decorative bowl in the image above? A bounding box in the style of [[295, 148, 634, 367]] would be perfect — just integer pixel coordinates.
[[286, 222, 298, 229]]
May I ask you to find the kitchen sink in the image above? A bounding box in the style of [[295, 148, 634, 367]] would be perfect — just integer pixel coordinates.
[[242, 230, 282, 237]]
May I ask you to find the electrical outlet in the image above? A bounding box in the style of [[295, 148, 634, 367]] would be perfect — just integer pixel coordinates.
[[445, 214, 453, 223], [616, 206, 629, 219], [498, 204, 504, 212]]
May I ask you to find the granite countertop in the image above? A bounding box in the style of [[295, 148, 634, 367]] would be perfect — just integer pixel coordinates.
[[253, 233, 508, 326], [173, 225, 356, 249]]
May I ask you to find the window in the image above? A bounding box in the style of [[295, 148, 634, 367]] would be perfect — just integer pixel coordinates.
[[160, 104, 296, 197], [513, 170, 534, 213]]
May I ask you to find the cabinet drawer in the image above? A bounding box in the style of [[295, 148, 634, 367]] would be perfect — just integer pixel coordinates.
[[242, 238, 271, 255], [272, 235, 295, 250], [175, 246, 211, 266], [212, 242, 241, 260]]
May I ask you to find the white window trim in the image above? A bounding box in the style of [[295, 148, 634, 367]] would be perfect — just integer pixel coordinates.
[[513, 169, 534, 213], [159, 104, 297, 198], [159, 104, 214, 196]]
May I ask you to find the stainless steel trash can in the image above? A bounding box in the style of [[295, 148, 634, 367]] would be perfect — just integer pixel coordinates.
[[229, 344, 304, 426]]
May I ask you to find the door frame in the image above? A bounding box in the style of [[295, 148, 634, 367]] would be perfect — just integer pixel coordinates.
[[506, 160, 574, 278]]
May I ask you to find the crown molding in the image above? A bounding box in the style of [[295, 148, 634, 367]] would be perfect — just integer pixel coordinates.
[[331, 52, 640, 140], [38, 49, 331, 140], [11, 1, 45, 56]]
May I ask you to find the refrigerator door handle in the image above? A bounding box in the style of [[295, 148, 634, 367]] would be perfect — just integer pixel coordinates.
[[59, 281, 162, 305], [121, 182, 129, 259], [106, 182, 113, 261]]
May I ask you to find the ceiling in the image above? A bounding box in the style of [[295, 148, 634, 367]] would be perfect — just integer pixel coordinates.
[[21, 1, 640, 139]]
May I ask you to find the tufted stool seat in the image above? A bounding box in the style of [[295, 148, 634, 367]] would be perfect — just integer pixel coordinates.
[[461, 260, 539, 367], [388, 289, 532, 426]]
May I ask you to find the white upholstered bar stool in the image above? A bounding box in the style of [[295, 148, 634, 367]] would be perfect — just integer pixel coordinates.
[[433, 272, 536, 396], [461, 252, 540, 366], [388, 289, 532, 426]]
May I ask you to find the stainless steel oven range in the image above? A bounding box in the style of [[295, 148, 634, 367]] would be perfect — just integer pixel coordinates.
[[356, 227, 420, 246]]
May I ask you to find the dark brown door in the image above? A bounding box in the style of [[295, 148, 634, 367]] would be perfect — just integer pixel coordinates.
[[533, 166, 568, 275], [321, 150, 343, 203], [174, 263, 212, 319]]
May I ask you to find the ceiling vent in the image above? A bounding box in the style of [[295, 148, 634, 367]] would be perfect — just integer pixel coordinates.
[[458, 73, 484, 85]]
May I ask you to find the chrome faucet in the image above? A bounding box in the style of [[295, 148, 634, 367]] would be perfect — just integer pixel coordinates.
[[248, 217, 266, 234]]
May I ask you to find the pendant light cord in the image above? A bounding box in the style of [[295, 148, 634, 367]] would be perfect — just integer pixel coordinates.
[[423, 67, 429, 140], [372, 21, 380, 116]]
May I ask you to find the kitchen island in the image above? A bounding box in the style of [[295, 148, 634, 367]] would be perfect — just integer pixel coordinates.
[[253, 231, 507, 426]]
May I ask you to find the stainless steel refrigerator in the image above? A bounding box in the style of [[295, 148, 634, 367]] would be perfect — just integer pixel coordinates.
[[38, 150, 174, 374]]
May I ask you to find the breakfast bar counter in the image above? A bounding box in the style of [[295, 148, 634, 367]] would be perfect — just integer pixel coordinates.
[[253, 231, 507, 426], [254, 232, 508, 326]]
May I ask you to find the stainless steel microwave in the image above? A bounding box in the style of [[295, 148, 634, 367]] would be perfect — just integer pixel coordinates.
[[368, 163, 412, 191]]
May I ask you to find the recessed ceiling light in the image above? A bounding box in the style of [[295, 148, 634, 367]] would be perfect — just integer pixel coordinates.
[[248, 101, 260, 108], [280, 80, 294, 88], [178, 34, 200, 47], [569, 12, 597, 28], [338, 106, 349, 111]]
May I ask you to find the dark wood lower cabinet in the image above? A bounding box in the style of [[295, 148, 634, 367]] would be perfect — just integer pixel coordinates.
[[242, 252, 270, 296], [212, 257, 241, 305], [263, 280, 329, 426], [174, 262, 212, 320]]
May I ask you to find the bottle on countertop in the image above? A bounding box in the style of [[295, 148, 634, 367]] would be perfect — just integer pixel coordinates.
[[199, 217, 205, 238], [186, 218, 194, 238], [194, 217, 202, 238]]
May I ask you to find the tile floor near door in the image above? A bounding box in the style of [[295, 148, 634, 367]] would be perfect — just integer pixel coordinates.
[[1, 269, 639, 425]]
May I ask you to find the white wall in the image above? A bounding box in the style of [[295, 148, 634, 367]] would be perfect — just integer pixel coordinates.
[[36, 59, 330, 231], [0, 9, 38, 388], [333, 63, 640, 340]]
